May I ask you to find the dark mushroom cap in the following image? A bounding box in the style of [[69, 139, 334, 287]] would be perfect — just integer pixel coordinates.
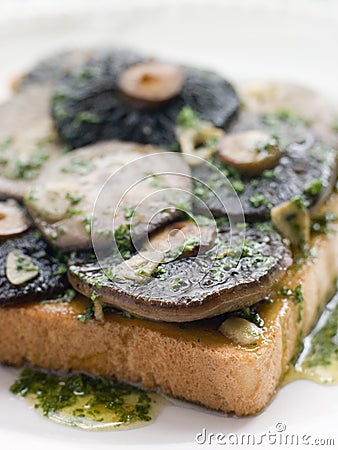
[[193, 111, 338, 221], [68, 225, 292, 322], [0, 230, 68, 306], [51, 50, 240, 149]]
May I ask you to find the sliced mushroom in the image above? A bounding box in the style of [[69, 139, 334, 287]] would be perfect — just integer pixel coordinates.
[[68, 226, 292, 322], [25, 141, 192, 249], [217, 130, 281, 176], [6, 249, 39, 285], [193, 107, 337, 221], [176, 121, 224, 165], [117, 61, 184, 104], [271, 197, 310, 248], [218, 317, 262, 345], [0, 199, 29, 238], [51, 50, 240, 149]]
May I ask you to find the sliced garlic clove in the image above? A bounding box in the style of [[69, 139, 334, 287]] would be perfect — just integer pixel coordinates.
[[271, 196, 310, 248], [176, 122, 224, 165], [113, 250, 164, 284], [218, 317, 262, 345], [6, 249, 39, 285]]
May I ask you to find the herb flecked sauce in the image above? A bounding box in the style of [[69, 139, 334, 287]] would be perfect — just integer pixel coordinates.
[[284, 289, 338, 385], [10, 370, 164, 431]]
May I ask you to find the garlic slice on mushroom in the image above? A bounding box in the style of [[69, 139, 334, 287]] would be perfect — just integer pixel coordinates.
[[113, 250, 164, 284], [146, 220, 217, 260], [218, 130, 281, 176], [176, 122, 224, 165], [218, 317, 262, 345], [271, 196, 310, 248], [0, 199, 29, 238], [113, 221, 216, 283], [6, 249, 39, 285]]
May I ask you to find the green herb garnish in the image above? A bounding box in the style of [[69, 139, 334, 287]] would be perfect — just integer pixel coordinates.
[[249, 193, 273, 209], [61, 158, 96, 175], [303, 178, 323, 196], [114, 224, 133, 259], [10, 369, 153, 425], [176, 106, 200, 128]]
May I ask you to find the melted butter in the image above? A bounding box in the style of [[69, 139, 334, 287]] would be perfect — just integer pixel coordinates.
[[10, 369, 164, 431], [284, 289, 338, 385]]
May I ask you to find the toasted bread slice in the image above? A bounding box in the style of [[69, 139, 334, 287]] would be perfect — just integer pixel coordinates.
[[0, 194, 337, 416]]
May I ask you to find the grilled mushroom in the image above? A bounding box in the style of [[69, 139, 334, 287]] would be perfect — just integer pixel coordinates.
[[51, 50, 240, 149], [13, 50, 97, 91], [193, 109, 337, 221], [24, 141, 192, 250], [68, 224, 292, 322], [238, 81, 338, 148], [0, 230, 68, 306]]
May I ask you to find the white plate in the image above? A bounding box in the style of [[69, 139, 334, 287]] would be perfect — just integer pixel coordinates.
[[0, 1, 338, 449]]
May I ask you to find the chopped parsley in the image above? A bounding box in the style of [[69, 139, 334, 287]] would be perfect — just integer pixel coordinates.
[[249, 193, 273, 209], [74, 111, 101, 127], [264, 109, 312, 127], [114, 224, 133, 259], [303, 178, 323, 196], [280, 284, 304, 322], [122, 205, 135, 220], [81, 215, 92, 234], [9, 147, 49, 180], [302, 298, 338, 368], [176, 106, 200, 128], [77, 302, 95, 323], [10, 369, 153, 426], [61, 157, 96, 175], [66, 192, 84, 205], [182, 234, 200, 252], [53, 263, 68, 276]]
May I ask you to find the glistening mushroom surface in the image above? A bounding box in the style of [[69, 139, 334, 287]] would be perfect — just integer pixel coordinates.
[[193, 109, 337, 221], [51, 50, 240, 149], [0, 230, 68, 306], [68, 224, 292, 322]]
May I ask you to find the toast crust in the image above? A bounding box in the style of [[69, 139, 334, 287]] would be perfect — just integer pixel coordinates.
[[0, 194, 337, 416]]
